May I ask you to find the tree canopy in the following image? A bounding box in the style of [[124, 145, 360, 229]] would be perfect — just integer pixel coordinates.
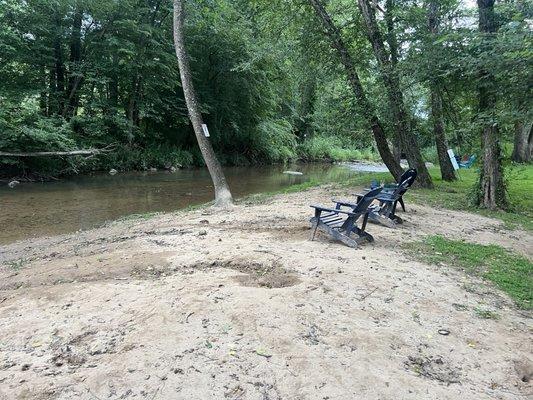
[[0, 1, 531, 199]]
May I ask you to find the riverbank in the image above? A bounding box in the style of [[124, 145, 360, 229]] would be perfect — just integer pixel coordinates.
[[1, 185, 532, 399]]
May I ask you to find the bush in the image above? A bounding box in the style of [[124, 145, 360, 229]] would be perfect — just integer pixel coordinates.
[[0, 105, 79, 177], [85, 145, 195, 172], [250, 119, 298, 163], [297, 136, 380, 162], [421, 147, 439, 164]]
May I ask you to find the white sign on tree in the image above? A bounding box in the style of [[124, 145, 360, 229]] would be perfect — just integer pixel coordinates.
[[201, 124, 210, 138]]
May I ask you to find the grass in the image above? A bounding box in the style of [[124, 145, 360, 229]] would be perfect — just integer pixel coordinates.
[[473, 307, 500, 320], [6, 259, 27, 271], [405, 235, 533, 310], [405, 165, 533, 231]]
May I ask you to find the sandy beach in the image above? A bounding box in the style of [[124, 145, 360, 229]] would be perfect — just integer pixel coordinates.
[[0, 185, 531, 400]]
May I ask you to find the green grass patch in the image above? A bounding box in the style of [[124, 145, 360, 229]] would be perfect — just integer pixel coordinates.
[[5, 258, 27, 271], [405, 235, 533, 309], [406, 166, 533, 231], [473, 307, 500, 319]]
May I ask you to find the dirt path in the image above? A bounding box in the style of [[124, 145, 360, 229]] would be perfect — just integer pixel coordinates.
[[0, 186, 531, 400]]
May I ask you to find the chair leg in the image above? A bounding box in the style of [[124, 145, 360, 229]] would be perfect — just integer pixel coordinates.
[[399, 197, 406, 212], [361, 213, 369, 233], [310, 219, 319, 241]]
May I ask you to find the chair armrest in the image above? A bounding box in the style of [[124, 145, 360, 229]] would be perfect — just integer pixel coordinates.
[[331, 199, 358, 208], [376, 194, 397, 202], [310, 205, 356, 216]]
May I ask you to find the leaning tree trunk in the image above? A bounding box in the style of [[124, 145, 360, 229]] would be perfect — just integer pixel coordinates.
[[357, 0, 433, 188], [173, 0, 233, 207], [476, 0, 507, 209], [511, 120, 532, 163], [385, 0, 402, 165], [428, 0, 456, 181], [307, 0, 403, 180]]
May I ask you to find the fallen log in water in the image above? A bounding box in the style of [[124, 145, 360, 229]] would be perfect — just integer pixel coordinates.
[[0, 148, 110, 157]]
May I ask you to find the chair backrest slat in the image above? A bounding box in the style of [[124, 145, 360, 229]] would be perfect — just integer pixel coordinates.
[[398, 168, 417, 188], [353, 187, 383, 213]]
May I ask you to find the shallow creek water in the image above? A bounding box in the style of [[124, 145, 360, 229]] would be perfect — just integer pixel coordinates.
[[0, 162, 385, 245]]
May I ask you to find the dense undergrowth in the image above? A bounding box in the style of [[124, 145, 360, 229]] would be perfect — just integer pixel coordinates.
[[0, 130, 383, 179]]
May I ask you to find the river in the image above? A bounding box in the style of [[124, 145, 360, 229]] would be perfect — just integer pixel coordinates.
[[0, 162, 384, 245]]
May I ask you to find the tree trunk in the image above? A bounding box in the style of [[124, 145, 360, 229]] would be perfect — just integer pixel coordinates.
[[295, 75, 316, 139], [428, 0, 456, 181], [39, 67, 48, 116], [62, 9, 83, 119], [357, 0, 433, 188], [307, 0, 403, 180], [126, 74, 142, 143], [173, 0, 233, 207], [476, 0, 507, 209], [50, 14, 65, 116], [430, 87, 456, 180], [385, 0, 402, 165], [109, 56, 119, 110], [511, 120, 532, 163]]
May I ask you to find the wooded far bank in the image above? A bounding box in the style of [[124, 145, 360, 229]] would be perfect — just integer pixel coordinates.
[[0, 0, 531, 208]]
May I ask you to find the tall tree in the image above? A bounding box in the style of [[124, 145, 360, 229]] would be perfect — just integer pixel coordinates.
[[511, 120, 532, 163], [173, 0, 233, 207], [63, 7, 83, 118], [307, 0, 403, 180], [476, 0, 507, 209], [384, 0, 401, 164], [427, 0, 456, 181], [357, 0, 433, 188]]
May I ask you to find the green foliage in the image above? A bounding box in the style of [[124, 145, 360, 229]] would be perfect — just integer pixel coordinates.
[[92, 146, 195, 172], [0, 0, 304, 176], [405, 235, 533, 310], [0, 0, 531, 182], [421, 147, 439, 164], [251, 119, 298, 163], [297, 136, 380, 162]]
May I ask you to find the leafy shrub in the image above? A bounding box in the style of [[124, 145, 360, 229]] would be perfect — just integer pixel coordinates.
[[421, 147, 439, 164], [0, 104, 78, 176], [297, 136, 380, 162]]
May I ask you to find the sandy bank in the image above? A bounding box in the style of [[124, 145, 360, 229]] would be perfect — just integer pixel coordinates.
[[0, 186, 531, 399]]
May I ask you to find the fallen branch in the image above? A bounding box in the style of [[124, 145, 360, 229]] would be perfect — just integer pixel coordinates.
[[0, 145, 115, 158]]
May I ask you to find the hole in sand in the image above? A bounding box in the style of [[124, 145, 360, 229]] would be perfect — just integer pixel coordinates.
[[193, 260, 300, 288]]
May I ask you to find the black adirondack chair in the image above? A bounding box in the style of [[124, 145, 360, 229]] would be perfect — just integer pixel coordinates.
[[334, 172, 416, 228], [377, 168, 417, 212], [366, 177, 414, 227], [310, 187, 383, 248]]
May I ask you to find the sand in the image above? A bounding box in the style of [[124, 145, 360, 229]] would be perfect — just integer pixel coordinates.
[[0, 186, 531, 400]]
